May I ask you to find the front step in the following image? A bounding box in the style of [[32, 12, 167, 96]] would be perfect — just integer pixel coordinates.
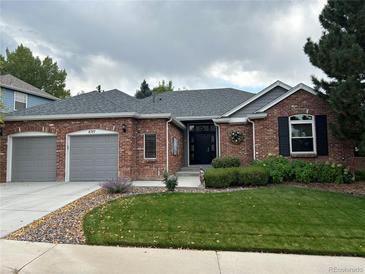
[[176, 170, 200, 177], [180, 165, 211, 172]]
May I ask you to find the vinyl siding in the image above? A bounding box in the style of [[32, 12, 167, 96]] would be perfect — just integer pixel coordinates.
[[0, 87, 53, 112]]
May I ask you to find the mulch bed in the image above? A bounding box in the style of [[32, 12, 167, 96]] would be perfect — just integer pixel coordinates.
[[284, 181, 365, 196], [5, 182, 364, 245]]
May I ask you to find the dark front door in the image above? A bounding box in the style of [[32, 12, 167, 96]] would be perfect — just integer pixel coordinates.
[[189, 124, 216, 165]]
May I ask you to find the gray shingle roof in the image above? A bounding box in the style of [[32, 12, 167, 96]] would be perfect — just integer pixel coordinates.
[[5, 88, 254, 119], [0, 74, 58, 100], [138, 88, 254, 117]]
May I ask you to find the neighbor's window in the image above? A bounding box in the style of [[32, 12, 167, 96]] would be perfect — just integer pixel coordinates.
[[144, 133, 156, 159], [14, 92, 27, 110], [289, 114, 316, 154]]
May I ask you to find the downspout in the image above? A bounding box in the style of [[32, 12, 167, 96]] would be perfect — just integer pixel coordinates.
[[166, 118, 172, 173], [247, 118, 256, 160], [213, 121, 221, 157]]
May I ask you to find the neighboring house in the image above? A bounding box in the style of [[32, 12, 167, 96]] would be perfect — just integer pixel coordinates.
[[0, 81, 356, 182], [0, 74, 58, 112]]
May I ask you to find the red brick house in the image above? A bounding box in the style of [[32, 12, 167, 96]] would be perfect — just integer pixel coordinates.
[[0, 81, 355, 183]]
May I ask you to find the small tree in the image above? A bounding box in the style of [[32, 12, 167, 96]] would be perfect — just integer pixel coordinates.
[[304, 0, 365, 153], [152, 80, 174, 94], [135, 80, 152, 99]]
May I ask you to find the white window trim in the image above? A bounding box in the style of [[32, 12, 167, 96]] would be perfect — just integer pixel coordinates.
[[144, 133, 157, 160], [13, 91, 27, 111], [289, 115, 317, 155], [65, 129, 119, 182], [6, 131, 57, 182]]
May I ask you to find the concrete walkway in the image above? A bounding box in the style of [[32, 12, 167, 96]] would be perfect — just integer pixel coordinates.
[[1, 240, 364, 274], [0, 182, 100, 237]]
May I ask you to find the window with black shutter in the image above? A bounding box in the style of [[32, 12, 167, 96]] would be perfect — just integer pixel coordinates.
[[289, 114, 316, 154], [144, 134, 156, 159]]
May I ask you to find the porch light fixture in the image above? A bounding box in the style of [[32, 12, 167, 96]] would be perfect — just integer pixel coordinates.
[[122, 124, 127, 133]]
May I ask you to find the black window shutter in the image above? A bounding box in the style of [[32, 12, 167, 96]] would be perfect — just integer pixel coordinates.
[[278, 117, 290, 156], [315, 115, 328, 156]]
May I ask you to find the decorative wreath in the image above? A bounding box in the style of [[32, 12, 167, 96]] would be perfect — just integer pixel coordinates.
[[229, 130, 245, 144]]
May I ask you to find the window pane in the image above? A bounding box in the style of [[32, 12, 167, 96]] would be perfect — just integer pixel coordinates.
[[292, 138, 314, 152], [291, 124, 312, 137], [15, 92, 26, 103], [145, 134, 156, 158], [290, 114, 313, 121], [15, 101, 26, 110]]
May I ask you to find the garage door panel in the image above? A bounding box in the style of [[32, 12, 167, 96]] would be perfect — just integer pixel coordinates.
[[12, 136, 57, 182], [69, 135, 118, 181]]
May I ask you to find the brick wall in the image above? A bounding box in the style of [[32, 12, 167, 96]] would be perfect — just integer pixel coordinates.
[[168, 122, 185, 174], [0, 118, 180, 182], [219, 123, 253, 165], [254, 89, 354, 166]]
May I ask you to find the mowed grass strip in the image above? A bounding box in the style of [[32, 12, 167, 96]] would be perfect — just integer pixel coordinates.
[[84, 187, 365, 256]]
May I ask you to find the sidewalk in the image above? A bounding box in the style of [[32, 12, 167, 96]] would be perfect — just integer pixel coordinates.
[[1, 240, 364, 274]]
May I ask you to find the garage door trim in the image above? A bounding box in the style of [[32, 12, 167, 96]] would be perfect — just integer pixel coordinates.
[[6, 131, 57, 182], [65, 129, 119, 182]]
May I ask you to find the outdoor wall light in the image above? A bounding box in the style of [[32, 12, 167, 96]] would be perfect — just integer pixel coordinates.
[[122, 124, 127, 133]]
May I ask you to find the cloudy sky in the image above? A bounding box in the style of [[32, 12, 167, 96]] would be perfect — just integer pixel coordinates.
[[0, 0, 326, 96]]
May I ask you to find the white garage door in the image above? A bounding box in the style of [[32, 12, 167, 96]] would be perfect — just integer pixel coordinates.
[[69, 135, 118, 181], [11, 136, 57, 182]]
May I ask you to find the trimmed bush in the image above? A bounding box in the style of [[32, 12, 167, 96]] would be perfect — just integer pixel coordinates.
[[212, 156, 241, 168], [204, 166, 269, 188], [204, 168, 239, 188], [237, 166, 270, 186]]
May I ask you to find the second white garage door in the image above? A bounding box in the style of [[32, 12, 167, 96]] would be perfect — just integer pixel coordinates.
[[69, 135, 118, 181]]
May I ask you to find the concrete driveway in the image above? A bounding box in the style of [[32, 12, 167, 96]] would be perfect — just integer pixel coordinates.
[[0, 182, 100, 237]]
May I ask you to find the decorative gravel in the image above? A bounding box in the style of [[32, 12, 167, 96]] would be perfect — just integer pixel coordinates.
[[5, 182, 364, 244]]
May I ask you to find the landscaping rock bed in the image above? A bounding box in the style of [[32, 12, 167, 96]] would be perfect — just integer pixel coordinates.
[[5, 182, 364, 245]]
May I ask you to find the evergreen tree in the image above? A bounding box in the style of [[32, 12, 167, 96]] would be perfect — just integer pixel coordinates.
[[304, 0, 365, 153], [135, 80, 152, 99], [0, 44, 70, 98]]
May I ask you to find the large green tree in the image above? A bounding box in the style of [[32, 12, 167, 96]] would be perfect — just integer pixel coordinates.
[[304, 0, 365, 153], [0, 44, 70, 98], [135, 80, 152, 99]]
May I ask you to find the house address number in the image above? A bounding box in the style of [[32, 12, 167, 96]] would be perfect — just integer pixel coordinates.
[[88, 130, 96, 134]]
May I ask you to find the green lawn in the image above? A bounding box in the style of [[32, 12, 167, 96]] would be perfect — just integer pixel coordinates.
[[84, 187, 365, 256]]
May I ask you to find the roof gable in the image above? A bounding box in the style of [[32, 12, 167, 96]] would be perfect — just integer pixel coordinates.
[[222, 80, 291, 117], [257, 83, 317, 112]]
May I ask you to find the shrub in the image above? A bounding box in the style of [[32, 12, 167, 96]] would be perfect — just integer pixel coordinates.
[[293, 162, 317, 183], [101, 177, 132, 194], [212, 156, 241, 168], [253, 155, 292, 183], [163, 170, 178, 191], [237, 166, 269, 186], [355, 170, 365, 181], [204, 168, 239, 188], [254, 155, 353, 184]]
